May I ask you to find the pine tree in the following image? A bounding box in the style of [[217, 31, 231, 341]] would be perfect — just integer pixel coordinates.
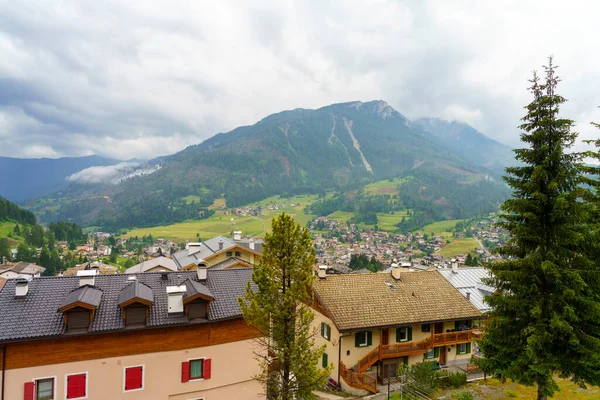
[[479, 59, 600, 399], [239, 213, 330, 400]]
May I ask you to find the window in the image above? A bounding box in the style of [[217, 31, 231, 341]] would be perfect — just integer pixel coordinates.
[[424, 347, 440, 359], [37, 378, 54, 400], [124, 306, 146, 327], [124, 365, 144, 392], [66, 373, 87, 399], [188, 302, 207, 320], [355, 331, 371, 347], [321, 322, 331, 340], [457, 343, 471, 354], [396, 327, 412, 342], [66, 309, 90, 332], [421, 323, 431, 332], [235, 251, 241, 257], [322, 353, 328, 368], [226, 252, 232, 257], [182, 359, 212, 382]]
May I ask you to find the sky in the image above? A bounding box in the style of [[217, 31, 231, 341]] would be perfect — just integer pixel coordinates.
[[1, 0, 599, 160]]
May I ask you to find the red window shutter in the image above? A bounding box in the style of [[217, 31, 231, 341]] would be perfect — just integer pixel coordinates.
[[67, 374, 86, 399], [181, 361, 190, 383], [125, 366, 143, 390], [204, 358, 211, 379], [23, 382, 34, 400]]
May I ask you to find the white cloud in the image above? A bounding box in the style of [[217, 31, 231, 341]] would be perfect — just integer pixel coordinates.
[[66, 162, 161, 185], [0, 0, 599, 159]]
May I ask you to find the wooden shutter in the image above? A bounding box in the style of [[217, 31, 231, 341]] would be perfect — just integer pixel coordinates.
[[407, 327, 412, 341], [466, 343, 471, 354], [396, 328, 401, 343], [125, 366, 143, 390], [204, 358, 211, 379], [23, 382, 34, 400], [326, 324, 331, 340], [367, 331, 372, 346], [67, 374, 86, 399], [322, 353, 328, 368], [355, 332, 361, 347], [455, 321, 460, 330], [181, 361, 190, 383], [321, 322, 325, 337], [434, 347, 440, 358]]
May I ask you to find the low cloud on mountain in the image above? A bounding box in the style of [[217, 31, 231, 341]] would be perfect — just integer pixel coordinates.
[[66, 162, 160, 185]]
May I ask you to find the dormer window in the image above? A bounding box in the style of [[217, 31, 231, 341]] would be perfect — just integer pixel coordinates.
[[119, 281, 154, 328], [183, 279, 214, 321], [58, 285, 103, 333]]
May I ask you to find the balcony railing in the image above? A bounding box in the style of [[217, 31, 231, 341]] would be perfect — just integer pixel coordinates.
[[340, 361, 377, 393]]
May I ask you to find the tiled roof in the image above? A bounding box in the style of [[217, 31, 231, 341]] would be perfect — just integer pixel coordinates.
[[184, 279, 214, 301], [210, 257, 253, 270], [118, 280, 154, 305], [313, 270, 482, 331], [60, 285, 103, 310], [125, 256, 178, 274], [438, 267, 493, 312], [0, 262, 45, 275], [172, 235, 262, 269], [0, 269, 254, 342]]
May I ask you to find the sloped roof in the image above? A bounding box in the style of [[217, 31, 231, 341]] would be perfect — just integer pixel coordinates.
[[183, 279, 215, 302], [172, 235, 263, 269], [124, 257, 178, 274], [437, 267, 493, 312], [0, 262, 45, 275], [0, 268, 254, 342], [118, 280, 154, 306], [59, 285, 103, 311], [209, 257, 253, 270], [313, 270, 482, 331]]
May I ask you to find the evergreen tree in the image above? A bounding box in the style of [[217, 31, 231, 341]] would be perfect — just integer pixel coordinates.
[[15, 244, 37, 263], [13, 224, 21, 236], [39, 247, 52, 275], [47, 231, 56, 251], [479, 59, 600, 399], [0, 238, 10, 262], [239, 214, 330, 400]]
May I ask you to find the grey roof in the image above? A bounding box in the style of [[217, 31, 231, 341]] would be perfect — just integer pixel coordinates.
[[172, 235, 262, 269], [0, 262, 45, 275], [209, 257, 252, 270], [183, 279, 214, 301], [0, 268, 254, 342], [118, 280, 154, 305], [437, 267, 493, 312], [124, 257, 178, 274], [60, 285, 103, 310]]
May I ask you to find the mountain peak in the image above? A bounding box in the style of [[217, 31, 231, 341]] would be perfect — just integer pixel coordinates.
[[324, 100, 406, 120]]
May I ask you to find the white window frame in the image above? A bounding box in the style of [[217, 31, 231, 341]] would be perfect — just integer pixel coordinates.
[[457, 343, 467, 354], [187, 357, 207, 381], [357, 332, 368, 347], [123, 364, 145, 393], [64, 371, 88, 400], [32, 375, 57, 400], [398, 327, 408, 342]]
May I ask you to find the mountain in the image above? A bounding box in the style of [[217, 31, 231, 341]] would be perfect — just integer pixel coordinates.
[[412, 118, 515, 174], [30, 101, 511, 230], [0, 155, 119, 203], [0, 195, 37, 226]]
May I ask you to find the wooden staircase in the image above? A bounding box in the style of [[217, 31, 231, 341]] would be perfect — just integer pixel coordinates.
[[340, 361, 377, 393], [357, 329, 477, 374]]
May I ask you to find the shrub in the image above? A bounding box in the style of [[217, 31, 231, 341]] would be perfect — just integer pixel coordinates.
[[448, 371, 468, 388], [451, 391, 474, 400]]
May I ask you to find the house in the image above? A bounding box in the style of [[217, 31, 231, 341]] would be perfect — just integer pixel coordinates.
[[438, 266, 495, 313], [62, 261, 117, 276], [124, 256, 178, 274], [0, 262, 45, 279], [0, 268, 261, 400], [311, 266, 482, 394], [172, 233, 262, 271]]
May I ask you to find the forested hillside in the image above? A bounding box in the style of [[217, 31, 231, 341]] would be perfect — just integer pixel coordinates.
[[28, 101, 512, 230], [0, 196, 37, 225]]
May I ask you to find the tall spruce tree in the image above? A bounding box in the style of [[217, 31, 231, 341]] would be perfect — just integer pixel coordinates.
[[479, 58, 600, 399], [239, 213, 330, 400]]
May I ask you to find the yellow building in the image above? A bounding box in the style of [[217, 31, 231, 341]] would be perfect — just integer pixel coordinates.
[[311, 266, 482, 394], [173, 233, 262, 270]]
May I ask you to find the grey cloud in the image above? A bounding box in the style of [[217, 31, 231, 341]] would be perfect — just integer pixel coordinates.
[[0, 0, 599, 160], [66, 162, 161, 185]]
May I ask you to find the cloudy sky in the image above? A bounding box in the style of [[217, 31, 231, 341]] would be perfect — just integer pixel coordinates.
[[1, 0, 599, 160]]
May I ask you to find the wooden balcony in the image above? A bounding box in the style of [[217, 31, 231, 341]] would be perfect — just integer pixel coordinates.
[[357, 329, 478, 374], [340, 361, 377, 394]]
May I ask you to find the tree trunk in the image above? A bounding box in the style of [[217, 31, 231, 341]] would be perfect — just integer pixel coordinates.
[[537, 384, 547, 400]]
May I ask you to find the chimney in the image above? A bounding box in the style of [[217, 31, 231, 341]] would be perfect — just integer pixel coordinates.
[[249, 239, 255, 250], [15, 275, 32, 298], [196, 260, 207, 281], [77, 269, 97, 287], [233, 230, 242, 241], [451, 260, 458, 274], [317, 265, 327, 279], [466, 292, 471, 301], [218, 240, 224, 250], [391, 263, 402, 281], [166, 285, 186, 313]]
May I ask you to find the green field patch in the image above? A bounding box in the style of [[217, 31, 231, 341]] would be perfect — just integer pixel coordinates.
[[325, 211, 355, 223], [364, 177, 410, 195], [356, 211, 411, 231], [415, 219, 465, 238], [181, 195, 202, 204], [437, 238, 479, 257]]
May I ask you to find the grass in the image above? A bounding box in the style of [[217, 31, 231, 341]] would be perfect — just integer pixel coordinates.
[[180, 195, 202, 205], [364, 177, 410, 195], [325, 211, 355, 223], [436, 378, 600, 399], [417, 219, 465, 237], [123, 194, 317, 242], [437, 238, 480, 257], [0, 221, 24, 245]]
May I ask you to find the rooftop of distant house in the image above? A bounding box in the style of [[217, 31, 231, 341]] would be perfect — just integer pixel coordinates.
[[172, 234, 263, 269]]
